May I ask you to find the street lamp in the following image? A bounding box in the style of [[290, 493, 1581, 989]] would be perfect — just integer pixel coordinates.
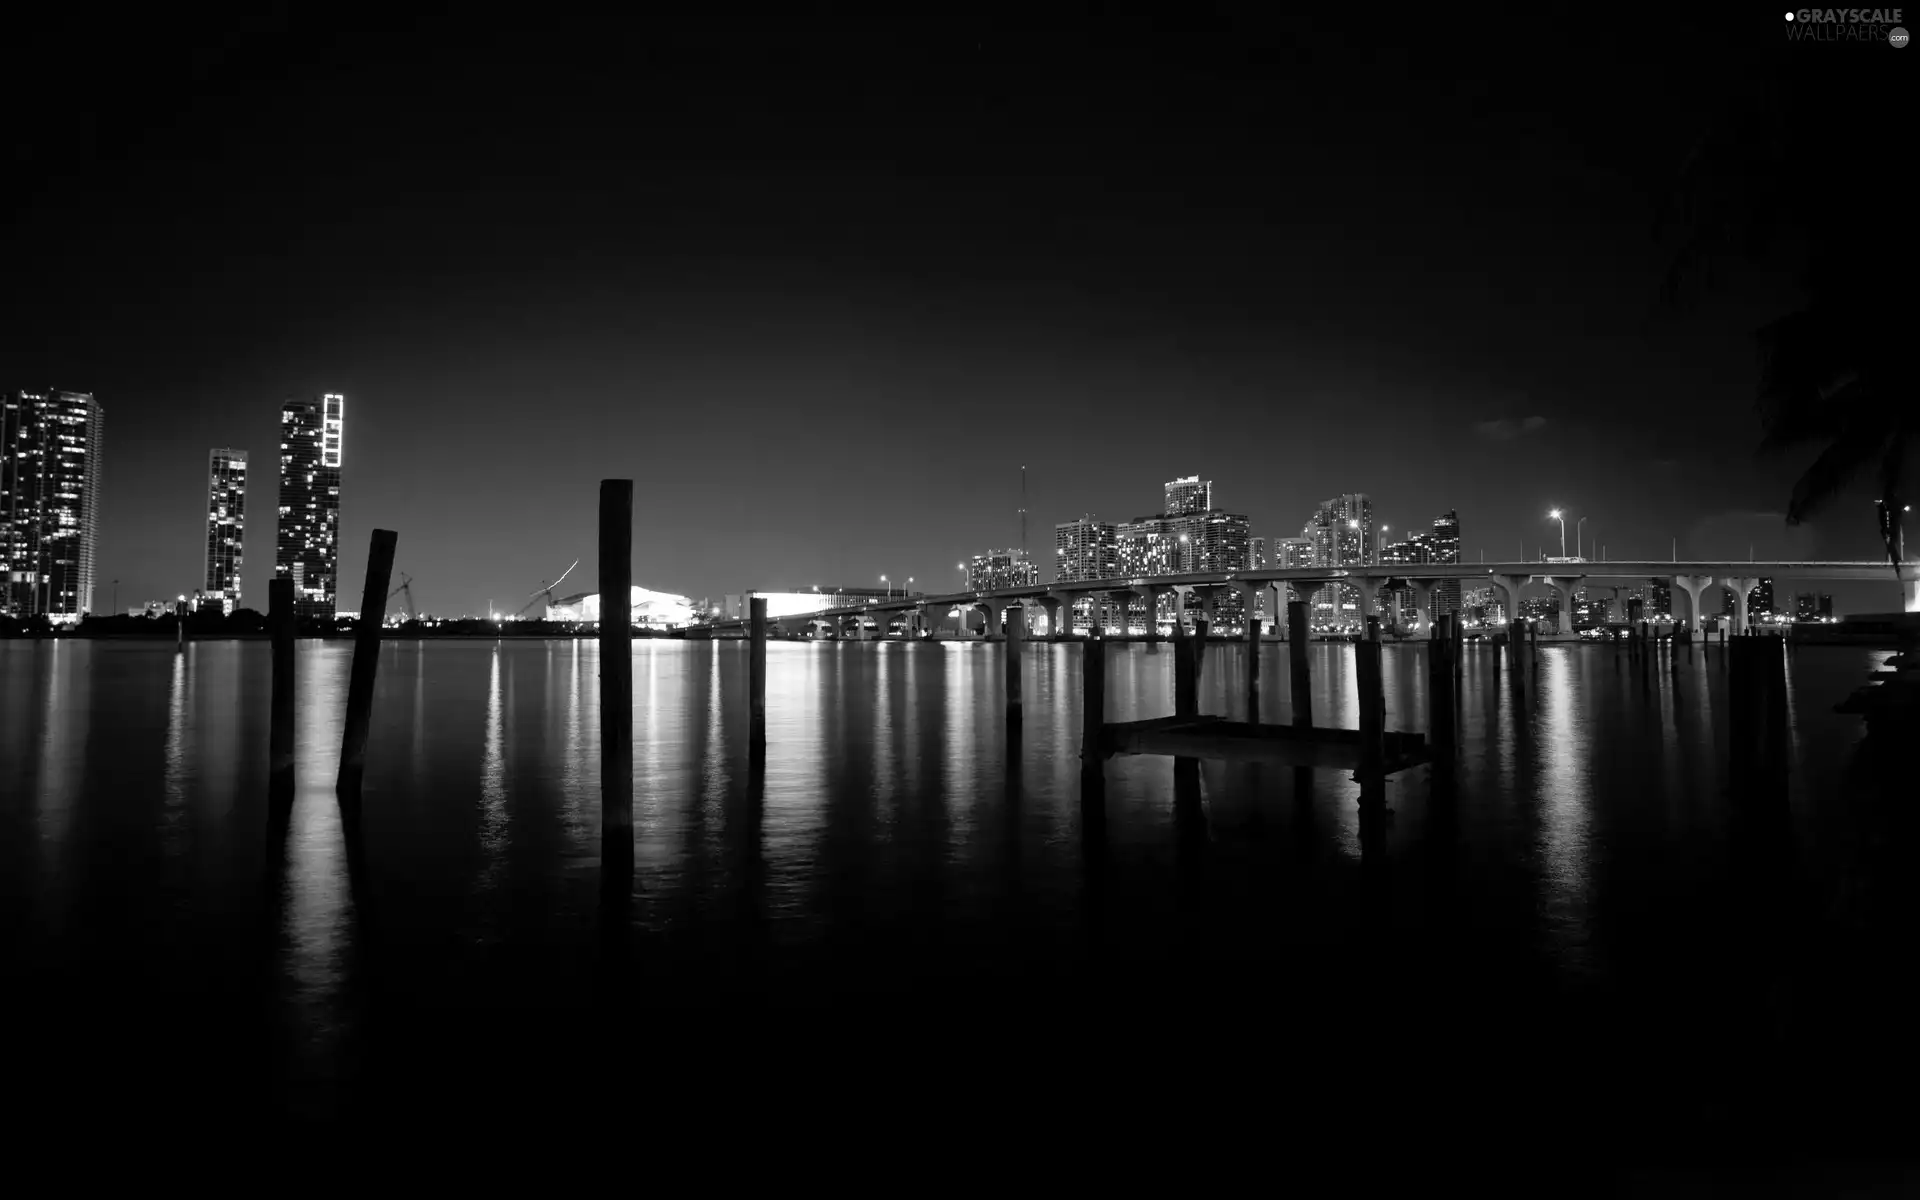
[[1576, 516, 1587, 560], [880, 574, 889, 599], [1548, 509, 1567, 559]]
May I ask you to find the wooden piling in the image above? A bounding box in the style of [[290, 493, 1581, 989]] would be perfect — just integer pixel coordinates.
[[1427, 614, 1453, 758], [749, 595, 767, 749], [1287, 600, 1311, 728], [1451, 609, 1464, 681], [1356, 637, 1385, 776], [269, 577, 295, 783], [1245, 616, 1261, 679], [175, 600, 186, 650], [600, 480, 634, 841], [1365, 615, 1380, 643], [1174, 620, 1198, 719], [1081, 635, 1105, 762], [1006, 603, 1024, 725], [336, 528, 397, 795]]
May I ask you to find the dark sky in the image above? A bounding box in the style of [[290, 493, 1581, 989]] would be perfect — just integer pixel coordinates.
[[2, 13, 1900, 615]]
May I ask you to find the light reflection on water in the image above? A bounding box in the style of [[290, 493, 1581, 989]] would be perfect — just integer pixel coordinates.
[[2, 635, 1889, 1073], [280, 643, 354, 1091]]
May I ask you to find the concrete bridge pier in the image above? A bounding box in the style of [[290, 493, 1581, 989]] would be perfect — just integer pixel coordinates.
[[1144, 585, 1174, 639], [1036, 596, 1060, 638], [1725, 578, 1758, 635], [1546, 575, 1584, 638], [1671, 574, 1714, 633], [1045, 593, 1075, 637], [1410, 580, 1435, 638], [1904, 562, 1920, 613], [1237, 580, 1264, 635], [1490, 574, 1532, 634], [1104, 588, 1137, 636], [974, 601, 999, 639]]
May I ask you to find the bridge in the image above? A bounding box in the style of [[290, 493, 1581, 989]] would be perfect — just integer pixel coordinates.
[[695, 560, 1919, 639]]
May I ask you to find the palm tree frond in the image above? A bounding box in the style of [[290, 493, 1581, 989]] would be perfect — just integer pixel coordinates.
[[1786, 427, 1894, 525]]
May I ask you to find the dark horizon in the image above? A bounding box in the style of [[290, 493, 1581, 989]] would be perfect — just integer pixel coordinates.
[[3, 16, 1905, 616]]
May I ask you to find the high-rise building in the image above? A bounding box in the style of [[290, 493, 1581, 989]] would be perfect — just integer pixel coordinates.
[[1, 389, 105, 622], [1054, 516, 1116, 584], [1251, 536, 1267, 569], [203, 448, 248, 614], [1116, 516, 1178, 577], [277, 394, 345, 620], [1302, 493, 1373, 621], [1274, 537, 1314, 568], [1430, 510, 1462, 618], [1747, 578, 1774, 616], [1163, 475, 1212, 517], [967, 548, 1038, 591]]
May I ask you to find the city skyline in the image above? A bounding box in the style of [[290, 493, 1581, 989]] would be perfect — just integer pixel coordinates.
[[1, 25, 1906, 619]]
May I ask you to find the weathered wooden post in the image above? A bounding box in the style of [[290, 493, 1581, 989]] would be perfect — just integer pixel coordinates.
[[1174, 616, 1198, 719], [269, 577, 295, 784], [749, 595, 767, 751], [1081, 629, 1105, 763], [1451, 609, 1464, 681], [1193, 616, 1209, 684], [1428, 614, 1455, 761], [1006, 603, 1024, 725], [1365, 615, 1380, 643], [175, 599, 186, 650], [336, 528, 397, 795], [600, 480, 634, 843], [1356, 636, 1386, 801], [1245, 614, 1261, 723], [1287, 599, 1311, 728]]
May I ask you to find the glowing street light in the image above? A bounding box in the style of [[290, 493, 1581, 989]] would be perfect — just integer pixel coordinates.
[[880, 574, 889, 599], [1548, 509, 1567, 559]]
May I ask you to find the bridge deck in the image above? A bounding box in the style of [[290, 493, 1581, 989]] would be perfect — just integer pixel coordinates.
[[1100, 715, 1430, 773]]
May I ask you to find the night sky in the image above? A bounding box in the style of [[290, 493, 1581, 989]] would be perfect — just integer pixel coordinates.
[[2, 14, 1897, 616]]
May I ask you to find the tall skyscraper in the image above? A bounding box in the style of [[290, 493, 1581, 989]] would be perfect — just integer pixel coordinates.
[[1431, 509, 1462, 617], [277, 394, 344, 620], [1163, 475, 1212, 517], [203, 448, 248, 614], [1250, 536, 1267, 569], [1302, 493, 1372, 621], [967, 548, 1038, 590], [1054, 516, 1117, 583], [1, 389, 105, 622], [1116, 516, 1178, 577], [1747, 578, 1774, 616]]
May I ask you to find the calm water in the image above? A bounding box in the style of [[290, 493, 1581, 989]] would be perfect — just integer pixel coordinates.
[[0, 636, 1903, 1142]]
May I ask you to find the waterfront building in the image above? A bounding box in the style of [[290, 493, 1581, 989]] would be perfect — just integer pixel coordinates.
[[1302, 493, 1372, 622], [1251, 536, 1267, 570], [276, 394, 344, 620], [967, 548, 1038, 591], [1, 389, 104, 622], [1430, 510, 1462, 618], [1054, 515, 1117, 584], [1163, 475, 1212, 517], [203, 448, 247, 614]]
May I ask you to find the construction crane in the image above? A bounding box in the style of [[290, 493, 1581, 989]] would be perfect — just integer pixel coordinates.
[[386, 572, 417, 622], [515, 559, 580, 619]]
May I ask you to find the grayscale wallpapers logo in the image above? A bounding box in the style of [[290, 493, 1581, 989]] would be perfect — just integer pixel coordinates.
[[1784, 8, 1909, 41]]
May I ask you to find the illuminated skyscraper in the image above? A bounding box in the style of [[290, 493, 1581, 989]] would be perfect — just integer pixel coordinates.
[[967, 548, 1038, 590], [1430, 509, 1462, 617], [203, 448, 248, 614], [1116, 516, 1177, 577], [1302, 493, 1372, 621], [277, 394, 344, 620], [1054, 515, 1117, 583], [1164, 475, 1212, 517], [2, 389, 104, 622]]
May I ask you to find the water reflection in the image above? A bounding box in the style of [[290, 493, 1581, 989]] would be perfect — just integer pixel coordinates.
[[162, 647, 192, 858], [1537, 649, 1595, 976], [277, 645, 356, 1106], [478, 646, 509, 901]]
